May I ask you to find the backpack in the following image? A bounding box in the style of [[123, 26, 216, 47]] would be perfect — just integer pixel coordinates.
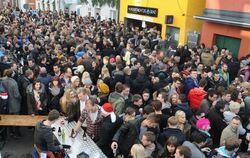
[[0, 81, 8, 114]]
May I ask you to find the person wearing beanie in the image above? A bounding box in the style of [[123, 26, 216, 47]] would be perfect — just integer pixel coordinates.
[[97, 82, 110, 106], [98, 82, 110, 94], [195, 118, 213, 148], [96, 103, 122, 158], [223, 102, 246, 136], [65, 75, 80, 91]]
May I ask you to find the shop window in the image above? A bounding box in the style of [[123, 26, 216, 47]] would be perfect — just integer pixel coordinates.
[[166, 26, 180, 47]]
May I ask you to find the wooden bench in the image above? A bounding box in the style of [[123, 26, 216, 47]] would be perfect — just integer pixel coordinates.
[[0, 115, 47, 126]]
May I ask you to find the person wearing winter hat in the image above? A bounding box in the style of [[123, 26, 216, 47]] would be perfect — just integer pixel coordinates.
[[98, 82, 110, 94], [195, 118, 213, 148], [97, 103, 122, 158], [65, 76, 80, 91]]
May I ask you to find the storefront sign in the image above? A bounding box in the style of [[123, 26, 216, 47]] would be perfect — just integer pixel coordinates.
[[127, 5, 158, 17]]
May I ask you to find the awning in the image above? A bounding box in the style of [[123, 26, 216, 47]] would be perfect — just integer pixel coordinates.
[[194, 9, 250, 28], [194, 15, 250, 28]]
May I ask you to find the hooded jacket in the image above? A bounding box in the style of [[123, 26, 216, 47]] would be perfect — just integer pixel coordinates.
[[216, 146, 236, 158], [188, 87, 207, 110], [108, 91, 125, 115], [34, 121, 61, 152]]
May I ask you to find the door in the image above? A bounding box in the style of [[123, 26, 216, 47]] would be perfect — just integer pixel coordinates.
[[166, 26, 180, 48], [215, 34, 241, 58]]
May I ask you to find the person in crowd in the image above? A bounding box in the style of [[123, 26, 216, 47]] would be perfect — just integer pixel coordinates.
[[217, 137, 241, 158], [130, 131, 156, 158], [76, 87, 91, 114], [27, 80, 47, 115], [174, 146, 192, 158], [60, 67, 72, 87], [97, 81, 110, 106], [199, 88, 218, 114], [2, 69, 22, 138], [142, 89, 151, 108], [96, 103, 122, 158], [207, 100, 227, 147], [108, 82, 125, 116], [224, 102, 246, 136], [152, 100, 168, 132], [175, 110, 191, 140], [37, 67, 52, 89], [111, 113, 159, 157], [158, 136, 179, 158], [201, 49, 214, 67], [219, 63, 230, 88], [65, 75, 80, 91], [18, 69, 34, 114], [220, 116, 242, 146], [129, 94, 143, 116], [188, 79, 207, 111], [157, 90, 172, 116], [184, 68, 198, 95], [123, 107, 136, 124], [33, 110, 63, 157], [208, 70, 226, 89], [183, 132, 207, 158], [158, 116, 186, 146], [121, 84, 133, 108], [74, 97, 103, 142], [60, 88, 79, 122], [47, 76, 63, 108]]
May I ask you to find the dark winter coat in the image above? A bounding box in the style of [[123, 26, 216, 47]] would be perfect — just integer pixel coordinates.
[[97, 115, 122, 158], [26, 84, 47, 115], [1, 76, 21, 113], [158, 128, 186, 146], [34, 121, 61, 152], [131, 75, 151, 94], [112, 117, 144, 156], [206, 108, 227, 147]]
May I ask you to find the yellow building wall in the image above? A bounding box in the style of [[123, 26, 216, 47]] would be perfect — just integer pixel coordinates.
[[120, 0, 205, 45]]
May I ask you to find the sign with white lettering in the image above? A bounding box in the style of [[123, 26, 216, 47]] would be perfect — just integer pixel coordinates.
[[127, 5, 158, 17]]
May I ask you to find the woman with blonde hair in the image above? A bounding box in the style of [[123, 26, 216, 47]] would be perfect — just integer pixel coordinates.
[[60, 88, 79, 122], [175, 110, 191, 139], [130, 144, 146, 158]]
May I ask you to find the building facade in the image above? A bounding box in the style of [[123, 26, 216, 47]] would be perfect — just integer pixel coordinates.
[[195, 0, 250, 58], [35, 0, 118, 21], [119, 0, 205, 46]]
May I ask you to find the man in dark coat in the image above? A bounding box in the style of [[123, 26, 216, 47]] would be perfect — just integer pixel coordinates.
[[184, 69, 198, 95], [18, 69, 34, 114], [206, 100, 227, 148], [131, 66, 151, 94], [111, 114, 160, 157], [34, 110, 63, 155], [2, 69, 21, 137], [158, 116, 186, 146], [96, 103, 122, 158]]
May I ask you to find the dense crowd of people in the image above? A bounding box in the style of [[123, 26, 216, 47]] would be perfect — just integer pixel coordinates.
[[0, 6, 250, 158]]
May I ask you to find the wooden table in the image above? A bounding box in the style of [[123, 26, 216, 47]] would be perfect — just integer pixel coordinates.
[[52, 119, 107, 158], [0, 115, 47, 126]]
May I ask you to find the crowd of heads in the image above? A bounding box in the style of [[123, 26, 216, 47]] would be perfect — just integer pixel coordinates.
[[0, 6, 250, 158]]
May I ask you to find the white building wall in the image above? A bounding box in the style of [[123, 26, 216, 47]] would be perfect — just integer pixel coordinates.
[[34, 0, 118, 21]]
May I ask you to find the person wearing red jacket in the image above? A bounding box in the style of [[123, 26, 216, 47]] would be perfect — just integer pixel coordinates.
[[188, 79, 207, 111]]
